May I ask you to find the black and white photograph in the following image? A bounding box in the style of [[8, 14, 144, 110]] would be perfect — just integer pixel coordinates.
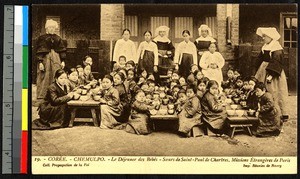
[[30, 3, 297, 174]]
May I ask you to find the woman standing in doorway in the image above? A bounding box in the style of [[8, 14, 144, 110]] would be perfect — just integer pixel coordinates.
[[36, 19, 66, 99]]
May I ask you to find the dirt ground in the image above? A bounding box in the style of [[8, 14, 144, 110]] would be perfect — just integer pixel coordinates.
[[31, 85, 297, 156]]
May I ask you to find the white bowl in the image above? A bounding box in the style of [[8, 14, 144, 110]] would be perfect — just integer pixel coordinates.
[[227, 110, 235, 116], [150, 109, 158, 115], [236, 110, 244, 117], [230, 104, 238, 110]]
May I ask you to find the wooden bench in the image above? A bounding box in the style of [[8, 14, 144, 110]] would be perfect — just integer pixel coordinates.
[[67, 100, 101, 127], [226, 116, 258, 138]]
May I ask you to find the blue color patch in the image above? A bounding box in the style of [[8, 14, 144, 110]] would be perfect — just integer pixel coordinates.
[[22, 6, 28, 45]]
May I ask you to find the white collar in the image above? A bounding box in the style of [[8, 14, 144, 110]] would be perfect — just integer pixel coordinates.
[[262, 40, 283, 53], [154, 36, 170, 43], [196, 36, 216, 42]]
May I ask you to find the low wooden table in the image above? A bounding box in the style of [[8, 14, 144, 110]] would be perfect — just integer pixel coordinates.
[[67, 100, 101, 127], [150, 105, 178, 131], [226, 116, 258, 138]]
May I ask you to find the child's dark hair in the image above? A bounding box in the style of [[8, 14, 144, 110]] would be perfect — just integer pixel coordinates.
[[143, 30, 152, 36], [115, 72, 126, 82], [76, 65, 83, 69], [209, 42, 218, 50], [172, 84, 181, 90], [103, 74, 113, 82], [243, 76, 258, 83], [54, 69, 66, 79], [198, 78, 209, 86], [255, 82, 266, 91], [134, 89, 145, 100], [182, 30, 191, 36], [126, 60, 135, 67], [178, 89, 186, 95], [84, 55, 92, 60], [68, 68, 78, 75], [122, 28, 131, 35], [236, 76, 243, 82], [119, 55, 126, 62], [146, 79, 155, 86], [206, 80, 219, 90], [186, 84, 197, 94], [127, 68, 135, 75]]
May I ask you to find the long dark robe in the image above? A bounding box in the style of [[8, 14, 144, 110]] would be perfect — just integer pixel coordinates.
[[155, 41, 175, 75], [36, 34, 66, 99], [256, 92, 282, 137], [32, 82, 72, 129], [255, 49, 288, 117], [114, 84, 130, 122], [201, 91, 227, 133], [125, 101, 152, 135], [178, 95, 202, 134], [179, 53, 193, 79], [194, 40, 211, 68], [246, 90, 259, 111], [138, 50, 155, 75]]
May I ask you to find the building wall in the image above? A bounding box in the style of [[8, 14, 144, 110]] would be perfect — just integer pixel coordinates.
[[239, 4, 297, 46]]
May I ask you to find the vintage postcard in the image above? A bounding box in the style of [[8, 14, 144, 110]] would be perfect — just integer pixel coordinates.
[[31, 3, 297, 174]]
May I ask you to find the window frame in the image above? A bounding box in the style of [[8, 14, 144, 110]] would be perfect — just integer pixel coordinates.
[[280, 12, 297, 48]]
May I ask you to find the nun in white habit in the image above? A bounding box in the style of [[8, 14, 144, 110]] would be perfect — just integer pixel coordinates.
[[153, 26, 175, 75], [255, 27, 289, 121]]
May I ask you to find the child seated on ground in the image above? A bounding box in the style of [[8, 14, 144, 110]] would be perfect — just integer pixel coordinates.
[[246, 76, 259, 111], [170, 84, 181, 103], [177, 84, 202, 137], [233, 76, 244, 95], [201, 80, 227, 136], [125, 69, 140, 103], [254, 82, 282, 137], [66, 68, 82, 92], [187, 64, 199, 85], [83, 65, 97, 86], [110, 62, 121, 77], [125, 90, 155, 135], [125, 60, 135, 71], [197, 78, 208, 99], [171, 70, 180, 81], [118, 55, 127, 69], [179, 77, 187, 90], [76, 65, 85, 85], [83, 55, 93, 67], [221, 68, 235, 91]]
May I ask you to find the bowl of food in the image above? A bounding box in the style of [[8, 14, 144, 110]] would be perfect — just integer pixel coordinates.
[[233, 97, 240, 104], [81, 89, 87, 95], [236, 110, 245, 117], [225, 98, 232, 104], [75, 88, 82, 94], [84, 85, 91, 90], [227, 94, 233, 99], [167, 109, 175, 115], [73, 93, 80, 100], [226, 110, 235, 116], [93, 95, 101, 101], [230, 104, 238, 110], [149, 109, 158, 115], [167, 104, 175, 109], [79, 95, 89, 101], [240, 101, 247, 107], [162, 98, 169, 105], [247, 109, 256, 116]]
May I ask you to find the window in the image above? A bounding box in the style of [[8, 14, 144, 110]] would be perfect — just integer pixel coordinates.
[[175, 17, 193, 38], [150, 17, 170, 36], [125, 16, 138, 36], [46, 16, 61, 37], [280, 13, 297, 48], [205, 17, 217, 38]]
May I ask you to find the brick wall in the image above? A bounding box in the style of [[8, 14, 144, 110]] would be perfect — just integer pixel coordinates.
[[100, 4, 125, 40]]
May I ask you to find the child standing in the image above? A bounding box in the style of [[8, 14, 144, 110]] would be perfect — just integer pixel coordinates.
[[125, 90, 155, 135], [255, 82, 282, 137], [177, 84, 202, 137], [200, 42, 224, 91], [201, 80, 227, 135]]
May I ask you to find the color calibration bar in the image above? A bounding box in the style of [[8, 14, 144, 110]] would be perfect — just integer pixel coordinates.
[[14, 6, 28, 174]]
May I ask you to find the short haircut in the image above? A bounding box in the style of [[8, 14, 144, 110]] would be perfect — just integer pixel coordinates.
[[255, 82, 266, 91], [206, 80, 219, 90], [186, 84, 197, 94]]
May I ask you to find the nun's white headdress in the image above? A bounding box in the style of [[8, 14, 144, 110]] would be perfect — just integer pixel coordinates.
[[256, 27, 281, 41], [198, 24, 213, 37], [45, 19, 58, 29], [154, 25, 170, 37]]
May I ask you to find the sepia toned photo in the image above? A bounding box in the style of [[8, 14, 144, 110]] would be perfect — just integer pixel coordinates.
[[30, 4, 297, 174]]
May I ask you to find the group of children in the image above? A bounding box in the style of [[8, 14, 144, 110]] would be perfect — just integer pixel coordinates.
[[33, 53, 282, 138]]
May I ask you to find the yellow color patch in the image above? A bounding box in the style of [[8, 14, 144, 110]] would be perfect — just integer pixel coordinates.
[[22, 89, 28, 131]]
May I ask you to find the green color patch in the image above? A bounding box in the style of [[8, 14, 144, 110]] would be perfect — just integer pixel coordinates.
[[22, 46, 28, 88]]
